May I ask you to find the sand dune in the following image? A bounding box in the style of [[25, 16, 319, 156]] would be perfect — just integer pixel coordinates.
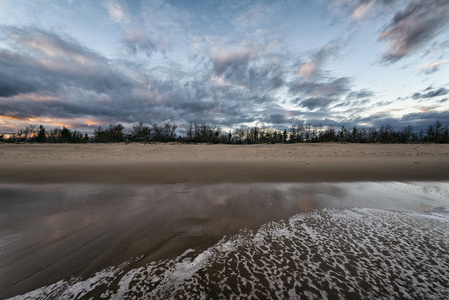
[[1, 143, 448, 183]]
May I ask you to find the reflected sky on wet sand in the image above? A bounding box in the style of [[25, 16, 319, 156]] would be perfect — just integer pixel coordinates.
[[1, 182, 449, 298]]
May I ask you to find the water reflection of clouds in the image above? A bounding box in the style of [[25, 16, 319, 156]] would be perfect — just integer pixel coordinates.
[[2, 181, 449, 298]]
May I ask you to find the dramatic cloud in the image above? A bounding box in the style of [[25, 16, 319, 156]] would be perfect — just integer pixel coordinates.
[[0, 1, 448, 133], [378, 0, 449, 62], [329, 1, 449, 63], [0, 26, 148, 124], [291, 77, 351, 110], [291, 77, 351, 98], [290, 40, 353, 111], [1, 25, 104, 64], [208, 41, 286, 96], [0, 26, 135, 99], [297, 41, 340, 80], [0, 25, 288, 130], [211, 43, 258, 76]]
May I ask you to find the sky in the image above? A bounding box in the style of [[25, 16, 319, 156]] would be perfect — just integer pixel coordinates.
[[0, 0, 448, 134]]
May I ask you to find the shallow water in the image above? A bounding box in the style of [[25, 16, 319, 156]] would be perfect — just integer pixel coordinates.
[[1, 182, 449, 299]]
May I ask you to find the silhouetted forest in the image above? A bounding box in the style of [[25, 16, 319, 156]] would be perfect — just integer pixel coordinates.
[[1, 121, 448, 144]]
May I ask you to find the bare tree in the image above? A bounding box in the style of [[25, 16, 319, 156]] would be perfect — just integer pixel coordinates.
[[131, 122, 152, 142], [401, 125, 414, 143], [152, 122, 177, 142]]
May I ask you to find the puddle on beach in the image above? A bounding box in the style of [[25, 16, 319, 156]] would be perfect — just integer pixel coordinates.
[[1, 182, 449, 299]]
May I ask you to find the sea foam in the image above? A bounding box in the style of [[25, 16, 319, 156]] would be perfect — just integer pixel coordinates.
[[11, 206, 449, 299]]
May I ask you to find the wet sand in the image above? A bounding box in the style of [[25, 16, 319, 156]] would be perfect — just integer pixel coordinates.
[[2, 182, 449, 298], [1, 143, 449, 184]]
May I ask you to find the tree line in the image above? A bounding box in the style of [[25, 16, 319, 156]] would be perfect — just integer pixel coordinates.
[[1, 124, 89, 143], [1, 121, 448, 144]]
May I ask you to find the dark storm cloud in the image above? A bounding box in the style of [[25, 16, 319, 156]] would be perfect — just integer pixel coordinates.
[[412, 87, 448, 100], [378, 0, 449, 63]]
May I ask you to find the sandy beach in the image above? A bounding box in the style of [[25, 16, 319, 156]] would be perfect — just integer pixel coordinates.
[[1, 143, 449, 183], [1, 143, 449, 299]]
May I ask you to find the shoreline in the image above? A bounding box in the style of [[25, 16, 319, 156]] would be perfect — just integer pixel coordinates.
[[2, 142, 449, 298], [2, 181, 449, 298], [1, 143, 449, 183]]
